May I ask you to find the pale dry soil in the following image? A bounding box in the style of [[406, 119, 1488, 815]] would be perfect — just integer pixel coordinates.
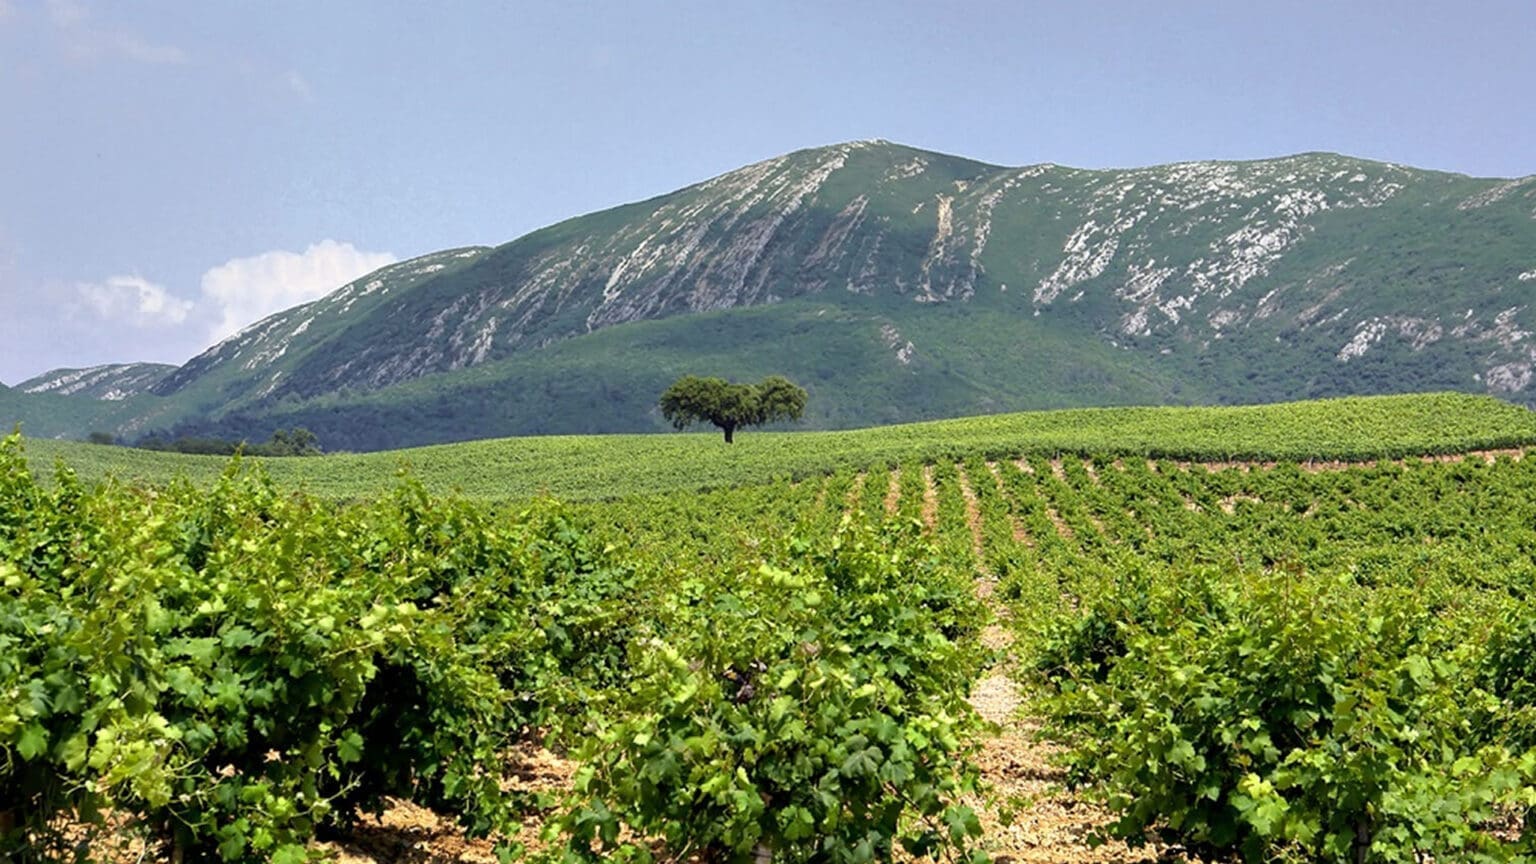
[[921, 465, 939, 532], [885, 465, 903, 516], [316, 742, 574, 863], [962, 637, 1199, 864]]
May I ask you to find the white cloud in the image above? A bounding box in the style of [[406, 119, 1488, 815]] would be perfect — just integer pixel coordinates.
[[54, 240, 393, 365], [76, 275, 194, 328], [201, 240, 396, 343]]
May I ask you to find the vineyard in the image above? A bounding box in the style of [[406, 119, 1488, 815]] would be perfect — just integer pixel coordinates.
[[567, 448, 1536, 862], [6, 395, 1536, 862], [20, 392, 1536, 500]]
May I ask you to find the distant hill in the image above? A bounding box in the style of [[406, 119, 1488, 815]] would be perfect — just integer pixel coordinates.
[[19, 363, 176, 400], [6, 141, 1535, 449]]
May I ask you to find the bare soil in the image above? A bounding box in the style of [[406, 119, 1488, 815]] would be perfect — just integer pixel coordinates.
[[921, 465, 939, 533], [1048, 459, 1068, 483], [962, 552, 1196, 863]]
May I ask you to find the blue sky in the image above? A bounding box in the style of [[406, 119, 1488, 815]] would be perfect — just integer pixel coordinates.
[[2, 0, 1534, 383]]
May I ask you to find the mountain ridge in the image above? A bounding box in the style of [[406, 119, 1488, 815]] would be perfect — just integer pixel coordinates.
[[19, 363, 177, 400], [6, 140, 1535, 447]]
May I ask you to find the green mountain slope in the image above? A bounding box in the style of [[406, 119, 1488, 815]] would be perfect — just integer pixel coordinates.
[[7, 141, 1536, 448], [0, 386, 159, 440], [150, 247, 492, 410], [171, 294, 1198, 449]]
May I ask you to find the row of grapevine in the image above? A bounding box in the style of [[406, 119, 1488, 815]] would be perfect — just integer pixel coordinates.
[[1, 433, 994, 863], [11, 425, 1536, 862], [972, 450, 1536, 862], [1, 447, 637, 861]]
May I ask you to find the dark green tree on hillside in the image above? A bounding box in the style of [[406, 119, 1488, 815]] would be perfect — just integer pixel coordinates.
[[659, 375, 807, 443]]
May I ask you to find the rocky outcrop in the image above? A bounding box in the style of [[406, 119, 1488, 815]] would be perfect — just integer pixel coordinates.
[[19, 363, 176, 400]]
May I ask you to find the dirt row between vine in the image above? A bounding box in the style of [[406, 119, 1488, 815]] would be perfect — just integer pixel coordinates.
[[955, 462, 1198, 863], [921, 464, 939, 532], [844, 470, 867, 516], [985, 462, 1034, 547], [322, 744, 574, 862], [885, 465, 903, 515], [954, 464, 992, 602]]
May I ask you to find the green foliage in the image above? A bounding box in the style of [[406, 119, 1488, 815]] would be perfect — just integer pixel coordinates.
[[1037, 571, 1535, 861], [250, 428, 321, 457], [0, 431, 994, 862], [1010, 453, 1536, 862], [659, 374, 808, 443], [135, 428, 323, 457], [549, 521, 990, 863], [754, 376, 810, 426], [0, 431, 640, 861]]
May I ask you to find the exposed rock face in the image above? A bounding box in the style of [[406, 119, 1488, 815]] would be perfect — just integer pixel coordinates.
[[19, 363, 176, 400], [99, 142, 1536, 415], [149, 247, 492, 404]]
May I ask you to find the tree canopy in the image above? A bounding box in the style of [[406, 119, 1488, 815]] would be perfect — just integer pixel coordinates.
[[133, 427, 324, 457], [658, 375, 807, 443]]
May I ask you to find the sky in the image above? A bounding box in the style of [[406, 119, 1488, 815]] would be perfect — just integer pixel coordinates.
[[2, 0, 1534, 384]]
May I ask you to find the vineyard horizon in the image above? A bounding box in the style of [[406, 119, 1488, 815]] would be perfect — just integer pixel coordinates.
[[16, 391, 1536, 501]]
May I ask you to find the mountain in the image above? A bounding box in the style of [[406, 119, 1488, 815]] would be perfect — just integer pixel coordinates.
[[145, 247, 492, 414], [19, 363, 177, 400], [7, 141, 1536, 448]]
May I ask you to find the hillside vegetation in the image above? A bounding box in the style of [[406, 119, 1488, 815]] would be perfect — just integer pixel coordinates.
[[19, 392, 1536, 501], [6, 141, 1536, 449]]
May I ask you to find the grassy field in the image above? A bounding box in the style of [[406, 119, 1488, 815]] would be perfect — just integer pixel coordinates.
[[17, 391, 1536, 501]]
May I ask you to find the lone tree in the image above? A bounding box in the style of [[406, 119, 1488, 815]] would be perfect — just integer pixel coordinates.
[[659, 375, 807, 443]]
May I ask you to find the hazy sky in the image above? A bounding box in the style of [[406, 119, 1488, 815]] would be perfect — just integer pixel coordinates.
[[2, 0, 1534, 383]]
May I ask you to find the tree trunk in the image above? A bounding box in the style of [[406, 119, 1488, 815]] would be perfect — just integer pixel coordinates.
[[723, 424, 735, 444], [1352, 817, 1371, 864]]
